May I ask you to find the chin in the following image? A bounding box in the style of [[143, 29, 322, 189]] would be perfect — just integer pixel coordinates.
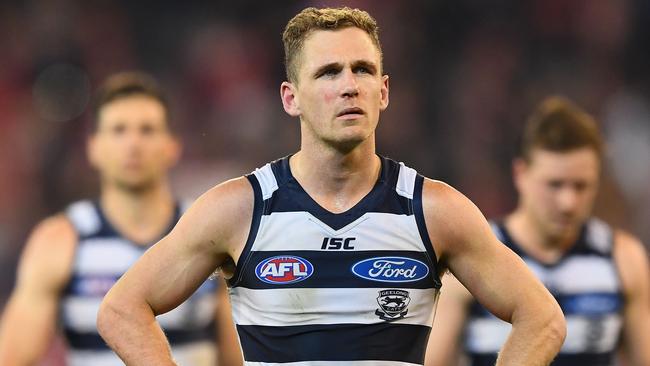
[[114, 176, 156, 192], [327, 136, 367, 153], [547, 222, 581, 240]]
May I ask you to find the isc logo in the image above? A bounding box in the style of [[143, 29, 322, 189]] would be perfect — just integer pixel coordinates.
[[255, 256, 314, 284], [321, 237, 356, 250]]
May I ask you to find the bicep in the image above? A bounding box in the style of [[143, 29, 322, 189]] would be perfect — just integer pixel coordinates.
[[424, 180, 552, 323], [108, 178, 253, 315]]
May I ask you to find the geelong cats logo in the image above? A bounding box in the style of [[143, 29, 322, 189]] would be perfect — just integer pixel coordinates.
[[375, 289, 411, 321]]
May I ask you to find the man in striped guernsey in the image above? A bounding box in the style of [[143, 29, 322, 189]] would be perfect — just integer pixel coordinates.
[[98, 7, 566, 366], [0, 72, 241, 366], [426, 97, 650, 366]]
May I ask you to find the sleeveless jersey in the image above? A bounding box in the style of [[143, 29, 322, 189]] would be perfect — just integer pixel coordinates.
[[227, 156, 442, 366], [61, 200, 218, 366], [463, 218, 624, 366]]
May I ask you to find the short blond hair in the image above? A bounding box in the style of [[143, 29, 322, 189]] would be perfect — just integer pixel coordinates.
[[282, 7, 382, 83]]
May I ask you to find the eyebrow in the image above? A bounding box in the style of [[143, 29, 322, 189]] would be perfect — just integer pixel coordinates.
[[352, 60, 378, 74], [312, 62, 342, 78], [311, 59, 379, 78]]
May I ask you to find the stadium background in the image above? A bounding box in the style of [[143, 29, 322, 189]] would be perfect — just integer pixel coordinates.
[[1, 0, 649, 364]]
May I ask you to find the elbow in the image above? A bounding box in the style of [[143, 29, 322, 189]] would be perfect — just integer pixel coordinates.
[[96, 297, 116, 342], [97, 294, 128, 344], [543, 303, 567, 352]]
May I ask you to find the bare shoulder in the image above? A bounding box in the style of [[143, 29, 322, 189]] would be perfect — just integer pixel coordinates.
[[613, 230, 649, 296], [17, 214, 77, 292], [421, 178, 480, 223], [172, 176, 254, 257], [420, 178, 492, 261]]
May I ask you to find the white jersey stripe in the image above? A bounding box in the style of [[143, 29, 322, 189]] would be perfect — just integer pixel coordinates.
[[229, 287, 436, 327], [253, 163, 279, 200], [466, 314, 623, 353], [254, 212, 425, 252], [66, 200, 101, 236], [396, 162, 417, 199], [524, 256, 620, 293], [75, 238, 144, 275], [62, 293, 215, 332]]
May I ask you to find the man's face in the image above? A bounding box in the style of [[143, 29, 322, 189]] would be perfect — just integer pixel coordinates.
[[88, 95, 179, 191], [514, 147, 600, 241], [281, 27, 389, 151]]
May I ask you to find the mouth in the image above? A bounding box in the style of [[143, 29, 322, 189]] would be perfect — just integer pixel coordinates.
[[336, 107, 365, 118]]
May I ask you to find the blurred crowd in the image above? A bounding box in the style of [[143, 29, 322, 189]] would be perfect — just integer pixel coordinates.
[[1, 0, 650, 305]]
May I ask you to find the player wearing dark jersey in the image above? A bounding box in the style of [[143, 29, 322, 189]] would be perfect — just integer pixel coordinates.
[[0, 73, 241, 366], [97, 8, 566, 366], [426, 97, 650, 366]]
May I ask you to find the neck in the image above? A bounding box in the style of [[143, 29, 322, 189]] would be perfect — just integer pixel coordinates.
[[290, 137, 381, 213], [505, 207, 579, 262], [100, 181, 175, 244]]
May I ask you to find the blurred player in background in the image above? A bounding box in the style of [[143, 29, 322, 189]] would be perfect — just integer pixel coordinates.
[[426, 96, 650, 366], [0, 72, 242, 366], [97, 7, 565, 366]]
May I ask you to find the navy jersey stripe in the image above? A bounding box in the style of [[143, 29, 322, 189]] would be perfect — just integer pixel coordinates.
[[470, 292, 623, 318], [496, 221, 610, 263], [413, 175, 441, 289], [262, 156, 411, 230], [557, 292, 623, 316], [469, 352, 614, 366], [236, 250, 435, 289], [81, 200, 181, 242], [65, 274, 121, 297], [237, 323, 430, 364], [64, 321, 216, 350], [228, 174, 265, 288]]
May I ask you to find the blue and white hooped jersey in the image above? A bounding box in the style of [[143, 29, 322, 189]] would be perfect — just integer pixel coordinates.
[[464, 218, 624, 366], [61, 200, 218, 366], [228, 155, 442, 366]]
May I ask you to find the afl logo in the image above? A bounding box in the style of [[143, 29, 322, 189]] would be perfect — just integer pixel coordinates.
[[255, 256, 314, 284], [352, 256, 429, 282]]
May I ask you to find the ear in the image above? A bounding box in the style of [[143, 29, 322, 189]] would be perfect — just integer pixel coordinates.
[[165, 135, 182, 168], [512, 157, 528, 193], [379, 74, 389, 111], [86, 134, 100, 170], [280, 81, 301, 117]]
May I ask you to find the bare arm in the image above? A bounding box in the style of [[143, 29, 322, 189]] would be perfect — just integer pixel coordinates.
[[97, 177, 252, 366], [215, 279, 243, 366], [423, 180, 566, 366], [614, 231, 650, 366], [0, 216, 76, 366], [425, 273, 472, 366]]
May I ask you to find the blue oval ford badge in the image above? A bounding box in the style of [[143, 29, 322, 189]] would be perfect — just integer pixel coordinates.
[[352, 256, 429, 282], [255, 255, 314, 284]]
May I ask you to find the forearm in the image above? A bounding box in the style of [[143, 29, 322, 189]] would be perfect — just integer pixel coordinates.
[[97, 298, 176, 366], [496, 309, 565, 366]]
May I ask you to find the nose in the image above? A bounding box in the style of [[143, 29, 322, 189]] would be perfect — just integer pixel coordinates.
[[556, 187, 579, 213], [340, 69, 359, 98]]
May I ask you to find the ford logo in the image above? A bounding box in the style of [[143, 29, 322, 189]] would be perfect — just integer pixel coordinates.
[[352, 256, 429, 282], [255, 256, 314, 284]]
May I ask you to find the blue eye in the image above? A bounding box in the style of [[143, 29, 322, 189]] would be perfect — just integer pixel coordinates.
[[321, 68, 339, 77]]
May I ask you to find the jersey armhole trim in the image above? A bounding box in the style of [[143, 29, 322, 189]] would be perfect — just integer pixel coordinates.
[[227, 174, 264, 288], [413, 175, 442, 289]]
